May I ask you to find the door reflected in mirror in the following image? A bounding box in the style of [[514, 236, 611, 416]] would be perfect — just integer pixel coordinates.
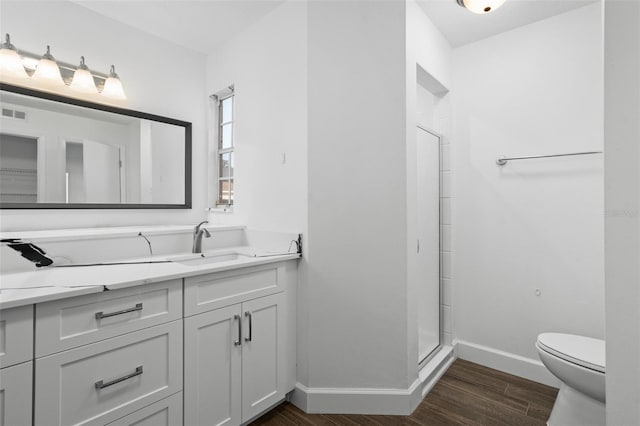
[[64, 140, 122, 204], [0, 84, 191, 209]]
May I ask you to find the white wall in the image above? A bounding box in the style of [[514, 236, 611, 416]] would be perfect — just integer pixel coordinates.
[[0, 1, 207, 230], [305, 0, 409, 391], [205, 1, 307, 235], [604, 0, 640, 423], [452, 4, 604, 382]]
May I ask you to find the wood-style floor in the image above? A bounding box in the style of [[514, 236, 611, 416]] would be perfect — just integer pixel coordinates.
[[250, 359, 558, 426]]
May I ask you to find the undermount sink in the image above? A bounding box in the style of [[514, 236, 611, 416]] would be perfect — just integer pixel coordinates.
[[170, 252, 252, 266]]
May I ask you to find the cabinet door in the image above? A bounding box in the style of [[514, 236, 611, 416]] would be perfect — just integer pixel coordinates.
[[241, 293, 285, 421], [184, 305, 241, 426], [0, 362, 32, 426]]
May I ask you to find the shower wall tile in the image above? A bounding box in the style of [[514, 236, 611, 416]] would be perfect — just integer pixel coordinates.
[[443, 305, 452, 333], [443, 332, 452, 347], [439, 125, 451, 145], [441, 252, 452, 279], [441, 225, 452, 252], [441, 171, 452, 197], [437, 94, 453, 351], [441, 144, 451, 171], [440, 198, 452, 225], [441, 278, 452, 306]]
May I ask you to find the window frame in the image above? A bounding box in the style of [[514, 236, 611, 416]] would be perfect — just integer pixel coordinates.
[[210, 86, 234, 209]]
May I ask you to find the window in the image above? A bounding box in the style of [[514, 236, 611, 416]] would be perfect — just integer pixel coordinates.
[[214, 89, 234, 206]]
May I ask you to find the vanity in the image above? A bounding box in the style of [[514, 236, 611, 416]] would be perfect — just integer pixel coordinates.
[[0, 232, 299, 426], [0, 75, 299, 425]]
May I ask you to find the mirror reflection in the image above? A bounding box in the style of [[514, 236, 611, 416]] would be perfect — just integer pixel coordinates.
[[0, 86, 191, 208]]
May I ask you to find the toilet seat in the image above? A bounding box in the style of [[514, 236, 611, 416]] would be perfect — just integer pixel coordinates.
[[537, 333, 605, 373]]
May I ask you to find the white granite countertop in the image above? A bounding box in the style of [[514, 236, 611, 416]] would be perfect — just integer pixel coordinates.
[[0, 247, 299, 310]]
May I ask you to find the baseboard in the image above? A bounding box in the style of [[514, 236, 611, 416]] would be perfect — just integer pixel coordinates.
[[291, 346, 455, 415], [419, 345, 455, 399], [290, 380, 422, 415], [454, 340, 561, 388]]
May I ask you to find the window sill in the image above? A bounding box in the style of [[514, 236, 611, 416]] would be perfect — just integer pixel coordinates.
[[209, 206, 234, 213]]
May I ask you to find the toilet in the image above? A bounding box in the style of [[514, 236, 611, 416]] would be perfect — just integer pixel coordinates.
[[536, 333, 605, 426]]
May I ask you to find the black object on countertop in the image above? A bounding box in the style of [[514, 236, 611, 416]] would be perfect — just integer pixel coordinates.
[[2, 239, 54, 267]]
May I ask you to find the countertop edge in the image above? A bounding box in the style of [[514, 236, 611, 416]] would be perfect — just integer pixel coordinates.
[[0, 252, 300, 310]]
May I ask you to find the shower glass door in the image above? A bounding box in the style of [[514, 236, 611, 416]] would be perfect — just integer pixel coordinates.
[[416, 126, 441, 364]]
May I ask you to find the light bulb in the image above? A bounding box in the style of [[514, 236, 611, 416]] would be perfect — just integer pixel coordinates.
[[0, 34, 28, 80], [101, 65, 126, 99], [70, 56, 98, 94], [457, 0, 506, 14], [32, 45, 65, 87]]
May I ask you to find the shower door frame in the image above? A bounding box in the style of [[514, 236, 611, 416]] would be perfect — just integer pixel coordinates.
[[416, 124, 443, 368]]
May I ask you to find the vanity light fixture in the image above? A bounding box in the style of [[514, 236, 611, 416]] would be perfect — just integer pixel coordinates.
[[0, 34, 29, 80], [32, 45, 65, 87], [70, 56, 99, 94], [0, 33, 127, 100], [456, 0, 506, 14], [101, 65, 126, 100]]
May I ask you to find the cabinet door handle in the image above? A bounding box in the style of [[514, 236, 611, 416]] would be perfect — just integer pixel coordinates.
[[95, 366, 143, 389], [244, 311, 252, 342], [95, 303, 143, 320], [234, 314, 242, 346]]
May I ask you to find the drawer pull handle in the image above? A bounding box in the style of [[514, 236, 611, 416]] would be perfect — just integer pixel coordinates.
[[95, 366, 143, 389], [95, 303, 143, 320], [234, 314, 242, 346], [244, 311, 252, 342]]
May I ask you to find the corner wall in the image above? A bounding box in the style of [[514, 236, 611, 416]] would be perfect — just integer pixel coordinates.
[[0, 1, 208, 231], [299, 0, 410, 412], [604, 0, 640, 423], [451, 4, 604, 384]]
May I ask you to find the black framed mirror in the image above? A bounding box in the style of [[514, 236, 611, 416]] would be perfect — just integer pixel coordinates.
[[0, 83, 192, 209]]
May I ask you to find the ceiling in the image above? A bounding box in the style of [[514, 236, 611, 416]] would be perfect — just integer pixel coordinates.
[[72, 0, 286, 54], [416, 0, 599, 47], [73, 0, 598, 53]]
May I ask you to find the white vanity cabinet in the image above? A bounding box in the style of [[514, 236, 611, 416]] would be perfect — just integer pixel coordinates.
[[33, 279, 183, 426], [1, 255, 297, 426], [0, 305, 33, 426], [183, 262, 296, 426]]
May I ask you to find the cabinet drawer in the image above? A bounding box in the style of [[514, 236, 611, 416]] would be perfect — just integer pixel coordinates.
[[35, 320, 182, 426], [36, 279, 182, 356], [0, 305, 33, 368], [0, 361, 33, 426], [184, 263, 284, 316], [106, 392, 182, 426]]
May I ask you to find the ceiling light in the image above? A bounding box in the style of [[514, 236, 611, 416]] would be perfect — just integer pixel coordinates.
[[32, 45, 65, 87], [70, 56, 98, 94], [456, 0, 506, 14], [0, 34, 29, 80], [101, 65, 126, 100]]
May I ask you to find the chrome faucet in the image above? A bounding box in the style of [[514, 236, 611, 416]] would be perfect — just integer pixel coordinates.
[[192, 221, 211, 253]]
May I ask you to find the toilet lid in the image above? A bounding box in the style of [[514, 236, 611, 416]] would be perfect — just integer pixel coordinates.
[[537, 333, 605, 373]]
